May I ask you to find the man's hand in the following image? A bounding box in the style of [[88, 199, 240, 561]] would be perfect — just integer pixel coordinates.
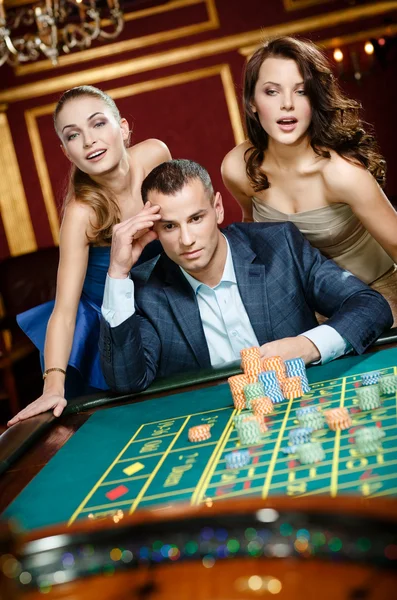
[[260, 336, 320, 365], [7, 392, 67, 427], [109, 202, 161, 279]]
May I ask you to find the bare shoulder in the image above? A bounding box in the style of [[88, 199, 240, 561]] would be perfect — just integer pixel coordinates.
[[221, 141, 252, 189], [322, 151, 375, 198], [60, 200, 95, 241], [128, 138, 171, 173]]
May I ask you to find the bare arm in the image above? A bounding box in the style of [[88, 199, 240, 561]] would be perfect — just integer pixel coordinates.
[[221, 144, 254, 222], [324, 158, 397, 263], [8, 202, 92, 425]]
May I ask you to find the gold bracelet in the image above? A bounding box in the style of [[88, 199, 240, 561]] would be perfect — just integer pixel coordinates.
[[43, 367, 66, 379]]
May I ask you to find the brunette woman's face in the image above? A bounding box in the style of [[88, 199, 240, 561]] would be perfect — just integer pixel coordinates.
[[251, 57, 312, 146], [56, 96, 129, 175]]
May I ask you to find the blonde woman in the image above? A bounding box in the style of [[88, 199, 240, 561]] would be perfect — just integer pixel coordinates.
[[9, 86, 170, 425]]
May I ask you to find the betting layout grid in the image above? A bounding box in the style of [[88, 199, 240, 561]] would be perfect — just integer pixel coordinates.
[[68, 353, 397, 525]]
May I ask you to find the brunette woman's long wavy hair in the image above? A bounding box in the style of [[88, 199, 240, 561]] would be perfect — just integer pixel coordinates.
[[244, 36, 386, 191], [54, 85, 128, 244]]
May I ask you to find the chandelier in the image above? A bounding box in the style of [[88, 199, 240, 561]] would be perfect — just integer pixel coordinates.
[[0, 0, 124, 67]]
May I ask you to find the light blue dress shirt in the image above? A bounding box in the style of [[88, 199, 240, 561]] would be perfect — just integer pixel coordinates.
[[102, 238, 349, 365]]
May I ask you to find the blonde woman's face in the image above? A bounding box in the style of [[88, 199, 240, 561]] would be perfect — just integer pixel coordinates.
[[252, 57, 312, 146], [56, 96, 129, 175]]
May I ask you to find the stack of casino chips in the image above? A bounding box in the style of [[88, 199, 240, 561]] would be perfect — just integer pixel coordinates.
[[240, 347, 262, 383], [356, 384, 381, 411], [235, 416, 262, 445], [361, 371, 381, 386], [281, 425, 314, 455], [380, 375, 397, 395], [243, 381, 266, 409], [234, 412, 268, 435], [258, 370, 284, 404], [285, 358, 310, 393], [251, 397, 273, 416], [297, 441, 325, 465], [228, 374, 250, 409], [296, 406, 324, 430], [262, 356, 286, 383], [281, 375, 303, 400], [188, 424, 212, 442], [324, 407, 352, 431], [289, 427, 313, 445], [355, 426, 385, 455], [225, 449, 251, 470]]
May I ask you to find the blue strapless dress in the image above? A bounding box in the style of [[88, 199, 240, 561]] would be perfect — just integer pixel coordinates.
[[17, 241, 161, 397]]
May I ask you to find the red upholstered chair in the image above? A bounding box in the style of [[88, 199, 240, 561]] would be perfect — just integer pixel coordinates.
[[0, 247, 59, 415]]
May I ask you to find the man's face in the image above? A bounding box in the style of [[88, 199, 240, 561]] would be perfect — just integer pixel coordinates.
[[151, 178, 224, 277]]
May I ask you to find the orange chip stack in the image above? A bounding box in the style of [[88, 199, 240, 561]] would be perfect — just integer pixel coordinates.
[[282, 375, 303, 399], [240, 346, 262, 383], [324, 407, 352, 431], [261, 356, 287, 385], [188, 424, 212, 442], [228, 374, 250, 409], [251, 397, 274, 416]]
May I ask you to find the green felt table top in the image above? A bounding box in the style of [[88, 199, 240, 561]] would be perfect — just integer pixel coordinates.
[[4, 348, 397, 532]]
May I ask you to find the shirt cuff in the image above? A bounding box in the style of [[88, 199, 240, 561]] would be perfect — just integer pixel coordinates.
[[101, 274, 135, 328], [300, 324, 352, 365]]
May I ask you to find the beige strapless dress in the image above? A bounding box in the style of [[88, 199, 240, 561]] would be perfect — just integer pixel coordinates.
[[252, 199, 397, 325]]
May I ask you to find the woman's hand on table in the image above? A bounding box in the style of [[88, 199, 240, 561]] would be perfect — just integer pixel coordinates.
[[7, 392, 67, 427]]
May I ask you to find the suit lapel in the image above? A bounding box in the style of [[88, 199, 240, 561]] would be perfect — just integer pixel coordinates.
[[161, 257, 211, 367], [226, 231, 274, 345]]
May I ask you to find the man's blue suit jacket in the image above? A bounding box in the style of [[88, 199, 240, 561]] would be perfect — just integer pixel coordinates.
[[100, 222, 392, 393]]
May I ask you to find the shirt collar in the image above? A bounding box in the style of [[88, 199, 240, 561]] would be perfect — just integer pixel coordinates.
[[180, 234, 236, 294]]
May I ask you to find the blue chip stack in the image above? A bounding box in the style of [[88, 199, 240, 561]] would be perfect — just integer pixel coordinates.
[[289, 427, 313, 445], [225, 449, 251, 469], [258, 370, 284, 403], [361, 371, 381, 386], [285, 358, 310, 393]]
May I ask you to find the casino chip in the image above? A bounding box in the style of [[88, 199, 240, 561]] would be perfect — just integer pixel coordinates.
[[285, 357, 311, 393], [228, 374, 250, 409], [361, 371, 381, 386], [225, 449, 251, 470], [251, 396, 273, 416], [282, 376, 303, 399], [379, 375, 397, 395], [297, 442, 325, 464], [243, 382, 266, 408], [289, 427, 313, 445], [258, 370, 284, 404], [356, 384, 381, 411], [261, 356, 286, 384], [355, 426, 385, 455], [236, 418, 261, 445], [324, 407, 352, 431], [240, 347, 262, 383], [296, 406, 324, 430], [188, 424, 212, 442]]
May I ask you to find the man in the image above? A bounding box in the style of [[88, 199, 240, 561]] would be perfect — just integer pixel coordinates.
[[100, 160, 392, 392]]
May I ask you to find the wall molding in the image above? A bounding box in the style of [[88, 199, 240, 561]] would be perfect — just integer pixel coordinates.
[[2, 1, 395, 104], [0, 112, 37, 255], [283, 0, 335, 11]]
